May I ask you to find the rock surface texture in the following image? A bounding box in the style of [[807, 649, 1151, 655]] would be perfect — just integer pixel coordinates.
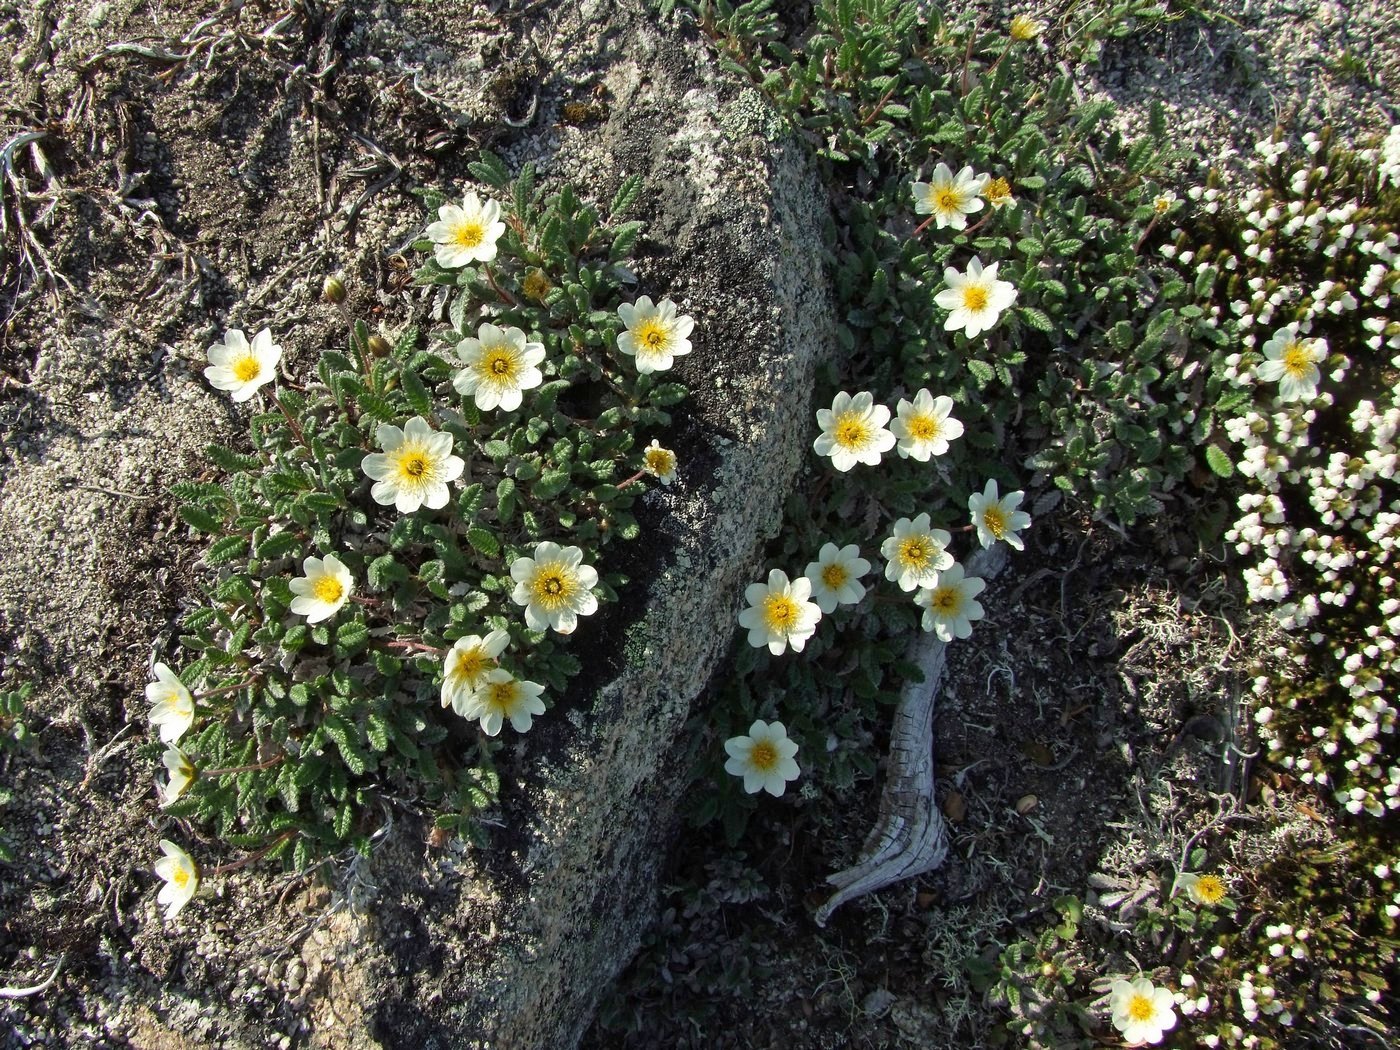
[[0, 0, 828, 1045]]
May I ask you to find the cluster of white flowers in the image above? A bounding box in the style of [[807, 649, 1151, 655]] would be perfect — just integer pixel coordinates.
[[814, 388, 962, 471], [1380, 126, 1400, 188], [1212, 137, 1400, 820]]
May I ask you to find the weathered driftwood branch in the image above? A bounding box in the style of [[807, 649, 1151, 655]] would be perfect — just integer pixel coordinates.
[[815, 545, 1008, 926]]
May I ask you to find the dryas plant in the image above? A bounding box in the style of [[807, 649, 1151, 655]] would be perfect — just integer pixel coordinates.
[[147, 156, 688, 892]]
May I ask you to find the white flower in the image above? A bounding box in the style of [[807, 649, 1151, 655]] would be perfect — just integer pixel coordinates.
[[617, 295, 695, 374], [814, 390, 896, 471], [146, 663, 194, 744], [934, 257, 1018, 337], [911, 163, 988, 230], [158, 745, 196, 807], [426, 192, 506, 268], [737, 569, 822, 655], [1175, 871, 1230, 906], [723, 720, 800, 796], [881, 514, 954, 592], [914, 563, 987, 641], [891, 389, 964, 460], [440, 630, 510, 713], [1153, 190, 1178, 214], [1109, 977, 1177, 1046], [459, 668, 545, 736], [361, 416, 465, 513], [968, 479, 1032, 550], [982, 176, 1015, 210], [154, 839, 199, 921], [804, 542, 871, 613], [288, 553, 354, 624], [203, 328, 281, 402], [642, 439, 678, 485], [1257, 327, 1327, 401], [1008, 13, 1044, 40], [451, 323, 546, 411], [509, 541, 600, 634]]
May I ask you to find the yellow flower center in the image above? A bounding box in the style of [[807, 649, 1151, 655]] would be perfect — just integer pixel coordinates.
[[397, 450, 430, 480], [173, 867, 191, 889], [312, 576, 344, 604], [1282, 342, 1313, 378], [1009, 14, 1039, 40], [834, 410, 871, 449], [936, 188, 963, 212], [645, 448, 676, 475], [453, 220, 485, 249], [1126, 994, 1156, 1023], [532, 567, 574, 609], [984, 177, 1012, 205], [451, 647, 492, 688], [232, 355, 262, 383], [481, 344, 519, 380], [899, 536, 935, 571], [982, 505, 1007, 539], [485, 680, 519, 711], [907, 414, 941, 441], [749, 740, 779, 772], [522, 269, 552, 301], [930, 586, 961, 613], [1195, 875, 1227, 904], [1154, 196, 1172, 213], [962, 284, 990, 312], [763, 593, 799, 632], [634, 319, 670, 354], [821, 563, 848, 589]]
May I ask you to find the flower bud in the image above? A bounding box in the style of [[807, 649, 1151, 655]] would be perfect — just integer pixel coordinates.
[[367, 335, 391, 357], [322, 275, 347, 304]]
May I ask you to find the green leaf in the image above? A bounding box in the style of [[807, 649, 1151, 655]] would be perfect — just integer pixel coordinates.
[[467, 527, 500, 557], [1019, 307, 1054, 332], [966, 360, 995, 387], [255, 531, 301, 560], [1205, 445, 1234, 478], [532, 469, 571, 500], [399, 366, 432, 416], [610, 174, 644, 218], [496, 478, 517, 524], [206, 443, 261, 472], [180, 506, 223, 534], [205, 534, 247, 566], [336, 621, 370, 654], [468, 150, 511, 190]]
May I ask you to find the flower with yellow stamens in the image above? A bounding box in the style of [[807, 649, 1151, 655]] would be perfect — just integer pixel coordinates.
[[146, 662, 194, 745], [891, 388, 964, 461], [441, 630, 510, 713], [738, 569, 822, 655], [158, 745, 197, 808], [1109, 977, 1176, 1046], [155, 839, 200, 921], [510, 541, 600, 635], [814, 390, 896, 472], [1175, 871, 1231, 907], [934, 256, 1018, 338], [982, 176, 1015, 210], [1008, 14, 1044, 40], [914, 563, 986, 641], [362, 416, 465, 514], [804, 542, 871, 613], [724, 720, 800, 796], [426, 191, 506, 269], [617, 295, 695, 374], [1257, 326, 1327, 402], [204, 328, 281, 402], [911, 163, 989, 230], [459, 668, 546, 736], [881, 514, 954, 592], [642, 439, 678, 485], [288, 553, 354, 624], [452, 322, 546, 412], [968, 479, 1032, 551]]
